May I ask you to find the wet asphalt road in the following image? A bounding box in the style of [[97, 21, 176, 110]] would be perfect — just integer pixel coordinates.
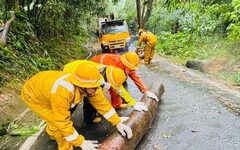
[[136, 57, 240, 150], [28, 54, 240, 150]]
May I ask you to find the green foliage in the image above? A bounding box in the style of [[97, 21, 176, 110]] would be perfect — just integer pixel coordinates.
[[32, 57, 57, 70], [0, 0, 112, 88], [0, 123, 9, 136], [124, 1, 137, 34], [10, 123, 40, 136], [218, 72, 240, 86], [37, 1, 66, 39], [235, 73, 240, 86], [148, 1, 233, 37], [225, 0, 240, 42], [156, 31, 198, 64], [0, 14, 55, 87], [0, 0, 3, 12], [140, 0, 240, 86]]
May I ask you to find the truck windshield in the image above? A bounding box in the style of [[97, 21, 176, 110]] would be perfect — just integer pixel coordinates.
[[102, 22, 128, 34]]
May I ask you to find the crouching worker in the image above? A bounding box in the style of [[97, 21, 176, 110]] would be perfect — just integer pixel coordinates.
[[91, 52, 159, 109], [21, 63, 132, 150], [137, 28, 157, 65], [63, 60, 148, 113]]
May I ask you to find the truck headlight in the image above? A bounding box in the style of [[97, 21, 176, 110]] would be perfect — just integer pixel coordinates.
[[101, 41, 108, 46], [126, 37, 131, 43]]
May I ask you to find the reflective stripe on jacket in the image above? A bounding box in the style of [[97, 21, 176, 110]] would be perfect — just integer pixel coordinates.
[[114, 85, 136, 106], [21, 71, 120, 147], [91, 54, 148, 93], [64, 60, 137, 106]]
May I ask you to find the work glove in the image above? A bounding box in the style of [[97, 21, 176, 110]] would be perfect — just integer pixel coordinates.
[[103, 82, 111, 90], [117, 88, 123, 94], [120, 117, 129, 123], [79, 140, 100, 150], [116, 123, 133, 139], [145, 90, 159, 101], [100, 80, 111, 90], [132, 102, 148, 112]]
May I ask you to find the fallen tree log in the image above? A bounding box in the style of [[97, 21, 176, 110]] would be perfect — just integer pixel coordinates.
[[99, 83, 165, 150]]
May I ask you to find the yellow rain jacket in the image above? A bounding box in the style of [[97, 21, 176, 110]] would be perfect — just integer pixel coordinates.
[[117, 85, 136, 106], [63, 60, 136, 106], [137, 31, 157, 64], [21, 71, 120, 148], [137, 31, 157, 47]]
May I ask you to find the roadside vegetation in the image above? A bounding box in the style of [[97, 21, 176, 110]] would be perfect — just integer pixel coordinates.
[[0, 0, 119, 89], [124, 0, 240, 86]]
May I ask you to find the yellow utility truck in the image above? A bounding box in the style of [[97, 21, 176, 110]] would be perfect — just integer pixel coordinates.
[[96, 17, 131, 53]]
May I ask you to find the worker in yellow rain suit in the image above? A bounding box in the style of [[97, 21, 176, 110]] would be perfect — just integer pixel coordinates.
[[21, 63, 132, 150], [137, 28, 157, 65], [91, 52, 159, 109], [63, 60, 148, 117]]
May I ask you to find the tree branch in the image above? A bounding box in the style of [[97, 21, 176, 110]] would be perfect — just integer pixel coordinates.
[[0, 13, 16, 45]]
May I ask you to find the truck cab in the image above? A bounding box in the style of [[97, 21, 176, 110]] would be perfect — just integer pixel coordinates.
[[97, 18, 131, 53]]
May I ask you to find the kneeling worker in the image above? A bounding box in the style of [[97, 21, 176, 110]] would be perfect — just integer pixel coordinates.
[[21, 63, 132, 150]]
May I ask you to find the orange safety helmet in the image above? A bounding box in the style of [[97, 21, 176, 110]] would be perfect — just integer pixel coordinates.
[[120, 52, 140, 70], [106, 66, 126, 89], [70, 62, 102, 88]]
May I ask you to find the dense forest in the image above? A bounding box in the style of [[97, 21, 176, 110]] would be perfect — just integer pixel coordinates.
[[0, 0, 239, 88]]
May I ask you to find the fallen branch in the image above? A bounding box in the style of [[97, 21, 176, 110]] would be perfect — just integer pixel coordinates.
[[0, 13, 16, 45]]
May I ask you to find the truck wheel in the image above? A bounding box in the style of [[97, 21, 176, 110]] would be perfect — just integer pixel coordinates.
[[101, 45, 107, 53], [102, 49, 106, 53], [124, 46, 129, 52]]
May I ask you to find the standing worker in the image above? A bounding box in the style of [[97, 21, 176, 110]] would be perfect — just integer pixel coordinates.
[[91, 52, 159, 109], [63, 60, 148, 112], [137, 28, 157, 64], [21, 63, 132, 150]]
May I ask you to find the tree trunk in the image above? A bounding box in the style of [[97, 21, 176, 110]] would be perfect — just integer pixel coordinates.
[[0, 13, 16, 45], [98, 83, 165, 150], [142, 0, 154, 28], [136, 0, 142, 28]]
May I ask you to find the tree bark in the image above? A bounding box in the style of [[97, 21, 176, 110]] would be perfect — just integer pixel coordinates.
[[0, 13, 16, 45], [98, 83, 165, 150], [136, 0, 142, 28], [142, 0, 154, 28]]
